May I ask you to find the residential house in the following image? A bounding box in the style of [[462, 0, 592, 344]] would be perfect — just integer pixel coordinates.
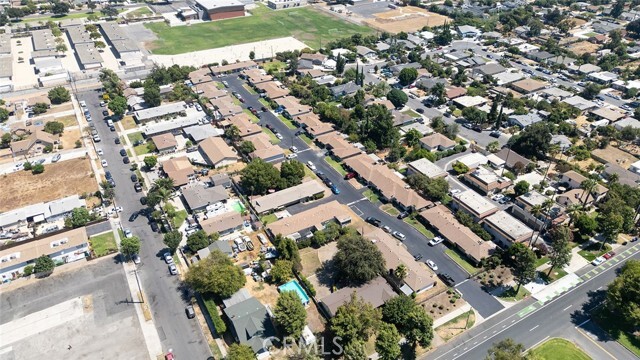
[[199, 211, 244, 235], [316, 132, 361, 160], [241, 68, 272, 85], [294, 113, 333, 138], [330, 82, 361, 98], [419, 133, 456, 152], [556, 170, 608, 201], [512, 190, 566, 229], [452, 95, 487, 108], [464, 167, 512, 195], [589, 107, 625, 123], [276, 96, 312, 119], [9, 129, 59, 157], [195, 82, 227, 99], [266, 200, 352, 240], [406, 158, 447, 179], [245, 133, 285, 162], [181, 184, 229, 212], [562, 96, 598, 112], [134, 101, 187, 124], [161, 156, 196, 187], [472, 63, 506, 78], [455, 152, 489, 170], [255, 81, 289, 100], [299, 53, 327, 66], [250, 180, 325, 214], [613, 117, 640, 131], [510, 79, 548, 94], [419, 205, 495, 264], [483, 210, 534, 247], [452, 190, 499, 221], [195, 240, 233, 261], [457, 25, 482, 37], [223, 295, 276, 357], [355, 45, 376, 59], [210, 61, 257, 75], [198, 137, 238, 168], [0, 195, 86, 232], [210, 173, 232, 188], [182, 125, 224, 143], [0, 227, 89, 281], [319, 276, 396, 318], [210, 96, 243, 118], [151, 133, 178, 154], [188, 68, 213, 86], [495, 148, 532, 171], [228, 113, 262, 138], [508, 113, 544, 128]]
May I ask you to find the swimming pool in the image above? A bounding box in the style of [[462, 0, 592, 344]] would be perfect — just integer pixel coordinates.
[[278, 280, 310, 306], [231, 200, 246, 214]]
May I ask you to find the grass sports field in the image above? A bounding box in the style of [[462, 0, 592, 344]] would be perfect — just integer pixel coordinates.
[[144, 5, 373, 54]]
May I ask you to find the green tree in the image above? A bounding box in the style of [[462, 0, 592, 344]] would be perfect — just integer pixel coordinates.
[[606, 259, 640, 328], [387, 89, 408, 108], [226, 344, 256, 360], [508, 122, 553, 160], [547, 226, 572, 276], [343, 340, 367, 360], [270, 259, 294, 284], [574, 213, 598, 236], [598, 212, 623, 245], [485, 338, 527, 360], [0, 108, 9, 123], [143, 81, 162, 107], [275, 236, 301, 270], [32, 102, 48, 115], [143, 156, 158, 169], [487, 141, 500, 153], [107, 96, 127, 118], [64, 207, 94, 228], [398, 67, 418, 86], [1, 133, 11, 147], [121, 236, 141, 260], [507, 243, 536, 292], [514, 180, 530, 196], [163, 230, 182, 254], [52, 1, 70, 15], [101, 5, 119, 19], [376, 323, 401, 360], [34, 255, 55, 274], [240, 158, 281, 195], [404, 128, 422, 147], [280, 160, 305, 188], [452, 161, 470, 174], [382, 296, 433, 348], [47, 86, 70, 104], [32, 164, 45, 174], [334, 233, 385, 285], [44, 121, 64, 135], [186, 230, 211, 252], [331, 293, 382, 344], [274, 290, 307, 338], [238, 140, 256, 154], [185, 249, 246, 298]]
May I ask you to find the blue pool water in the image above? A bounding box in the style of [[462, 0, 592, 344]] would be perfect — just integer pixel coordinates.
[[278, 280, 310, 305]]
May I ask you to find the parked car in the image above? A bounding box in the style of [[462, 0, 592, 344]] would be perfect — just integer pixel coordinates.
[[286, 153, 298, 159], [438, 273, 455, 286], [129, 212, 139, 222], [290, 146, 298, 153], [132, 254, 141, 264], [245, 239, 255, 251], [397, 211, 409, 219], [414, 253, 423, 261], [93, 135, 101, 142], [344, 172, 357, 180], [330, 185, 340, 195], [51, 154, 62, 162], [123, 157, 130, 164], [131, 174, 138, 182], [164, 252, 174, 264], [382, 225, 391, 233], [275, 133, 283, 140], [169, 264, 178, 275], [120, 149, 127, 156], [603, 251, 615, 259], [134, 183, 143, 192], [306, 161, 316, 171], [185, 305, 196, 319], [426, 260, 438, 271], [222, 81, 229, 88], [123, 229, 132, 238], [366, 217, 382, 227], [150, 221, 159, 233], [428, 236, 444, 246], [490, 131, 501, 138], [101, 159, 108, 167], [592, 256, 605, 266], [392, 231, 406, 241], [114, 138, 121, 144]]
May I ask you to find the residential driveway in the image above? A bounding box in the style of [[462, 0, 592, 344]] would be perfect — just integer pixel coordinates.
[[220, 74, 504, 318], [0, 259, 148, 360], [76, 88, 211, 360]]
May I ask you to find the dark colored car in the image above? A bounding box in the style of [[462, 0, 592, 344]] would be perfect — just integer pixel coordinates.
[[105, 171, 112, 180], [414, 254, 423, 261], [140, 196, 147, 205], [134, 183, 142, 192], [129, 212, 139, 222], [150, 221, 159, 233], [109, 125, 116, 132], [416, 108, 424, 114], [438, 273, 456, 287], [131, 174, 138, 182], [115, 138, 121, 144], [366, 217, 382, 227], [397, 211, 410, 219], [102, 110, 109, 116], [123, 157, 130, 164], [261, 106, 268, 112], [472, 125, 483, 132], [120, 149, 127, 157]]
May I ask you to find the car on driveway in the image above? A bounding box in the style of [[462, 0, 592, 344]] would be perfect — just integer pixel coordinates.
[[592, 256, 605, 266], [366, 217, 382, 227], [397, 211, 409, 219], [392, 231, 406, 241], [164, 252, 174, 264], [169, 264, 178, 275], [428, 236, 444, 246], [426, 259, 438, 271]]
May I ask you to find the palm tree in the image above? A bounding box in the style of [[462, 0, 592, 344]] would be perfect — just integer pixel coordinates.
[[579, 179, 597, 207], [529, 204, 544, 247], [543, 143, 561, 184], [394, 264, 408, 281], [566, 203, 583, 228]]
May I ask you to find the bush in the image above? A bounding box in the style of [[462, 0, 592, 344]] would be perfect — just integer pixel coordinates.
[[298, 274, 316, 297], [32, 164, 45, 174], [204, 296, 227, 335], [23, 265, 34, 276]]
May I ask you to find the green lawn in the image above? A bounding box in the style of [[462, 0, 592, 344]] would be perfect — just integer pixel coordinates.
[[404, 217, 435, 239], [299, 134, 313, 145], [401, 109, 421, 118], [173, 210, 188, 228], [90, 232, 118, 257], [594, 309, 640, 357], [278, 115, 297, 130], [215, 82, 226, 90], [381, 204, 399, 216], [242, 84, 257, 95], [262, 128, 280, 144], [127, 131, 143, 143], [263, 61, 286, 73], [538, 268, 568, 283], [260, 213, 278, 224], [258, 98, 271, 107], [23, 10, 109, 23], [363, 189, 380, 203], [243, 109, 260, 123], [126, 6, 153, 18], [134, 144, 151, 156], [452, 109, 462, 117], [497, 286, 530, 302], [535, 256, 550, 268], [578, 242, 611, 262], [530, 338, 592, 360], [144, 4, 373, 54], [324, 156, 347, 176], [444, 248, 479, 275]]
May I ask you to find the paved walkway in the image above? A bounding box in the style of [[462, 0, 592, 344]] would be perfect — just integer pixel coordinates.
[[110, 222, 164, 359], [531, 273, 582, 304], [433, 303, 473, 328]]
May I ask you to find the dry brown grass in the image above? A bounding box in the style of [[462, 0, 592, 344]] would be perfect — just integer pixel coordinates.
[[120, 115, 137, 131], [592, 146, 639, 169], [435, 311, 475, 342], [568, 41, 600, 56], [60, 128, 82, 150], [364, 7, 451, 34], [55, 115, 79, 127], [0, 157, 98, 212], [245, 275, 280, 307], [420, 291, 467, 321]]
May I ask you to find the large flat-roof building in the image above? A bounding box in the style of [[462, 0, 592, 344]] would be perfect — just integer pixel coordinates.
[[134, 101, 187, 123], [250, 180, 325, 214], [452, 190, 499, 221], [196, 0, 245, 20], [74, 44, 103, 70], [483, 210, 534, 247], [267, 0, 307, 9]]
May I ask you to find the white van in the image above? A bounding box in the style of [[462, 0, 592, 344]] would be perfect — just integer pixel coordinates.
[[107, 119, 114, 127]]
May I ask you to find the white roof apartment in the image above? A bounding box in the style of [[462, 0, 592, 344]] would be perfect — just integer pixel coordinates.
[[453, 95, 488, 108], [134, 101, 187, 123], [483, 210, 534, 247], [0, 195, 86, 229], [250, 180, 325, 214], [407, 158, 447, 179], [452, 190, 498, 220]]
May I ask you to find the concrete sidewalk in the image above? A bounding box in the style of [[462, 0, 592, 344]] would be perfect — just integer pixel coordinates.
[[433, 303, 473, 328]]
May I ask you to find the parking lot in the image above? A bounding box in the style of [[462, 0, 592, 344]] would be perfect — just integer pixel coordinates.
[[0, 259, 148, 360]]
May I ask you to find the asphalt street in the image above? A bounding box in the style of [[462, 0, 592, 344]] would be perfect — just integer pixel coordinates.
[[222, 75, 504, 317], [425, 246, 640, 360], [77, 89, 212, 360]]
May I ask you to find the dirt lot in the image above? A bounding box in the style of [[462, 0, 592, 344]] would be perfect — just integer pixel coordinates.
[[568, 41, 600, 56], [245, 275, 280, 308], [434, 310, 475, 342], [60, 128, 82, 150], [364, 7, 451, 33], [420, 289, 467, 321], [0, 157, 98, 212], [592, 146, 639, 170]]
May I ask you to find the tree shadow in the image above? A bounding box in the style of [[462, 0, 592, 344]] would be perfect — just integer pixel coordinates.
[[112, 253, 125, 264], [315, 259, 335, 289], [400, 342, 417, 360], [176, 282, 193, 303], [569, 288, 606, 326]]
